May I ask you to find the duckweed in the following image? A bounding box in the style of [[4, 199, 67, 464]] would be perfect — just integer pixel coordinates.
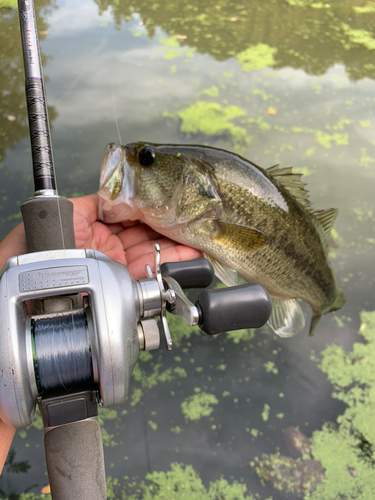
[[237, 44, 277, 72], [181, 390, 219, 422], [168, 101, 249, 148]]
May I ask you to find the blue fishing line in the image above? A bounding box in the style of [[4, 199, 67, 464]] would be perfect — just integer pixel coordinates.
[[33, 312, 93, 393]]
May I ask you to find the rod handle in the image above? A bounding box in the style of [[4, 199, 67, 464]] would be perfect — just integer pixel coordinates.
[[21, 197, 76, 253], [195, 283, 272, 335], [44, 420, 106, 500]]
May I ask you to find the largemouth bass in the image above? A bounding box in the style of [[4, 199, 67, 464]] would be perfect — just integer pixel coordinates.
[[98, 142, 345, 336]]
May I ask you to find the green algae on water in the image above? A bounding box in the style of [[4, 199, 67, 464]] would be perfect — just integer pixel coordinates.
[[181, 389, 218, 422], [342, 24, 375, 51], [261, 404, 270, 421], [118, 462, 256, 500], [237, 44, 277, 72], [199, 85, 220, 97], [0, 0, 17, 7], [225, 328, 255, 344], [305, 311, 375, 499], [252, 312, 375, 499], [263, 361, 278, 375], [165, 101, 249, 148], [98, 408, 119, 447], [148, 420, 158, 431]]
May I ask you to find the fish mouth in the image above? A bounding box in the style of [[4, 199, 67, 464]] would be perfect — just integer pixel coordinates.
[[98, 143, 139, 223]]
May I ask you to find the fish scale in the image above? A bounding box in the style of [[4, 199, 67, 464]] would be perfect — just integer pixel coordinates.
[[98, 142, 345, 336]]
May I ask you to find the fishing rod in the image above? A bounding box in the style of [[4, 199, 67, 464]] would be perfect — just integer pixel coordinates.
[[0, 2, 272, 499], [17, 0, 75, 252]]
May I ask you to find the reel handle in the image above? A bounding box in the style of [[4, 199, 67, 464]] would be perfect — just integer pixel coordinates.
[[195, 283, 272, 335], [161, 258, 214, 288]]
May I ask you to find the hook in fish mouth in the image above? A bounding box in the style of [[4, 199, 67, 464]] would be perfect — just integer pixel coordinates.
[[98, 143, 139, 223], [99, 143, 124, 199]]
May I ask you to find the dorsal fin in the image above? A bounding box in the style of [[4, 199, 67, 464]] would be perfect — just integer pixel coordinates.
[[266, 164, 313, 211], [313, 208, 338, 239]]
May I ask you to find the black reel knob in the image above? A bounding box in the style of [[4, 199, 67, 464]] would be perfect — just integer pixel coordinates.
[[161, 258, 214, 288], [195, 283, 272, 335]]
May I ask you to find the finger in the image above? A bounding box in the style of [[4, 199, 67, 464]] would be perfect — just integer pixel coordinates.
[[125, 237, 179, 265], [117, 224, 164, 250], [70, 194, 100, 227], [127, 245, 202, 281], [0, 223, 26, 269], [108, 221, 140, 234], [70, 194, 140, 230], [0, 419, 16, 474]]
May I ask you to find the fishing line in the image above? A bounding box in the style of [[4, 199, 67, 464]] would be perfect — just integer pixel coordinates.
[[98, 0, 123, 145], [140, 386, 152, 473], [111, 83, 123, 145], [32, 311, 93, 393]]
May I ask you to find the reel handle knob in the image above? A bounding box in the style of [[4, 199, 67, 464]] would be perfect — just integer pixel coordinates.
[[195, 283, 272, 336], [161, 258, 214, 288]]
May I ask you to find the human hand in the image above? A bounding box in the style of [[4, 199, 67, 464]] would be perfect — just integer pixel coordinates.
[[0, 194, 202, 280], [73, 194, 202, 280]]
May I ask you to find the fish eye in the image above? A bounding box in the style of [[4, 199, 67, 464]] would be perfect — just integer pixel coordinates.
[[138, 147, 156, 167]]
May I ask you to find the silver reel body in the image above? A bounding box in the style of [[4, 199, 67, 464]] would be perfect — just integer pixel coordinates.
[[0, 249, 140, 428], [0, 245, 271, 431]]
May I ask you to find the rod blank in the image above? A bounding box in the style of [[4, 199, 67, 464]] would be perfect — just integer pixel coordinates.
[[18, 0, 56, 193]]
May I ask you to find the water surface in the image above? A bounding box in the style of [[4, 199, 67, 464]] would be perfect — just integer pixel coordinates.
[[0, 1, 374, 498]]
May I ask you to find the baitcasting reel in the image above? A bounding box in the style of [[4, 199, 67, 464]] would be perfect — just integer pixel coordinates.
[[0, 245, 271, 430]]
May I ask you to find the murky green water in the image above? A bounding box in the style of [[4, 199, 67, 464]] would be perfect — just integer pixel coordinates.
[[0, 0, 375, 498]]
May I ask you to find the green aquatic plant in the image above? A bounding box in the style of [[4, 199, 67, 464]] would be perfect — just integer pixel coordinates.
[[354, 4, 375, 14], [359, 147, 375, 168], [263, 361, 278, 374], [341, 24, 375, 51], [0, 0, 17, 7], [237, 44, 277, 72], [199, 85, 220, 97], [225, 328, 255, 344], [261, 404, 270, 422], [251, 427, 324, 496], [306, 311, 375, 499], [98, 408, 119, 447], [181, 389, 218, 422], [130, 355, 188, 407], [315, 131, 348, 149], [122, 462, 256, 500], [166, 101, 249, 148], [252, 312, 375, 499]]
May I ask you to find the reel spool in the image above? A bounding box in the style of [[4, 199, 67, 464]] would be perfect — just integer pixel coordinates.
[[0, 248, 140, 429], [32, 311, 93, 394]]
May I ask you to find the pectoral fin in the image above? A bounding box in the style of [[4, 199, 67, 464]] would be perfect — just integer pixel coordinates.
[[268, 296, 305, 337], [203, 253, 238, 287], [212, 222, 267, 252]]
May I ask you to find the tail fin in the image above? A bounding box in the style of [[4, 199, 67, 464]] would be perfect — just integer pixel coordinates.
[[329, 288, 346, 313]]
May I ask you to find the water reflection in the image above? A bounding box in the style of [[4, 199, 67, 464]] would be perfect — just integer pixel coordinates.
[[96, 0, 375, 80], [0, 2, 56, 162]]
